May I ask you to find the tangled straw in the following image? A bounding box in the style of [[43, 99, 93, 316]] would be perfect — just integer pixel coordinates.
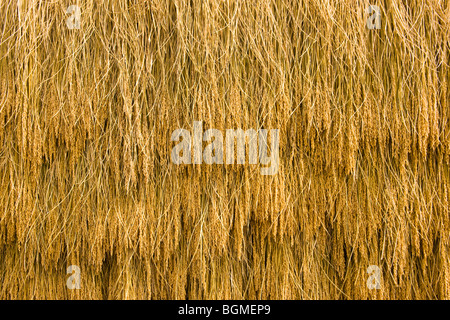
[[0, 0, 449, 299]]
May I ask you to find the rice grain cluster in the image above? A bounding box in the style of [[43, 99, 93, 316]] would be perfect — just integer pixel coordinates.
[[0, 0, 449, 299]]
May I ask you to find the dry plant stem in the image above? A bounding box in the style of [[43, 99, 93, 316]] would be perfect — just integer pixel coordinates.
[[0, 0, 449, 299]]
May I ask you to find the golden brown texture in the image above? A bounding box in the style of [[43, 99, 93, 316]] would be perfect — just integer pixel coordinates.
[[0, 0, 449, 299]]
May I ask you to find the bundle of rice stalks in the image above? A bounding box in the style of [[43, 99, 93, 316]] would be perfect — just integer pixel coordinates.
[[0, 0, 448, 299]]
